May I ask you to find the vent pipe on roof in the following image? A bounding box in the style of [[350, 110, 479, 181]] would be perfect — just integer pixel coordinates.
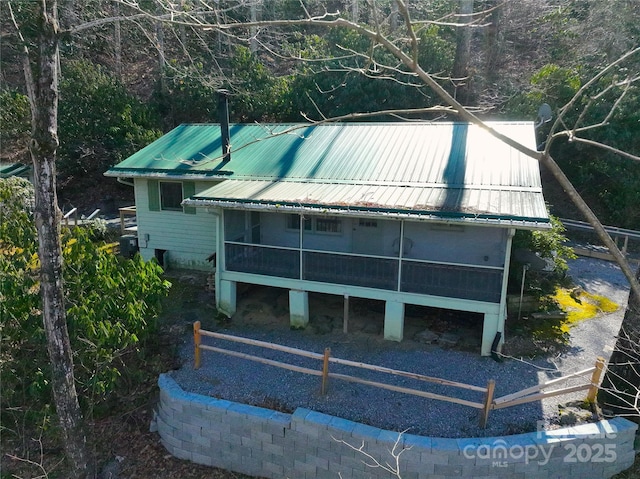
[[218, 89, 231, 162]]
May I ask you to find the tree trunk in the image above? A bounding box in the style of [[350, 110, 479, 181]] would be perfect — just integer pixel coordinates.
[[599, 265, 640, 421], [484, 0, 501, 82], [250, 0, 259, 54], [156, 17, 166, 93], [390, 0, 399, 32], [114, 1, 122, 80], [28, 1, 93, 477], [452, 0, 474, 103]]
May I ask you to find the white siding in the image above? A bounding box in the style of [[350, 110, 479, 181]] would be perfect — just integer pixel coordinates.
[[134, 179, 218, 270]]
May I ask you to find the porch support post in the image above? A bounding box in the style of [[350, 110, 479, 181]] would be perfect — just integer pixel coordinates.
[[383, 301, 404, 342], [494, 228, 516, 354], [481, 312, 499, 356], [215, 210, 224, 308], [219, 279, 237, 317], [289, 290, 309, 329]]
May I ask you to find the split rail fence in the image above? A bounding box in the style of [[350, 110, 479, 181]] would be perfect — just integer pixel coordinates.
[[193, 322, 605, 428]]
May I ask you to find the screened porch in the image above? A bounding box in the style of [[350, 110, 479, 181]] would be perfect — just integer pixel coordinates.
[[223, 211, 505, 304]]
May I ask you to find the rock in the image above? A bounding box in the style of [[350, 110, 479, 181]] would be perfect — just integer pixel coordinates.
[[149, 410, 158, 432], [361, 321, 381, 334], [311, 315, 334, 335], [415, 329, 439, 344], [558, 411, 577, 426], [438, 332, 460, 347], [98, 456, 124, 479]]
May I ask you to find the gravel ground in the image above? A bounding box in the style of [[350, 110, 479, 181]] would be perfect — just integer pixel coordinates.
[[169, 257, 630, 439]]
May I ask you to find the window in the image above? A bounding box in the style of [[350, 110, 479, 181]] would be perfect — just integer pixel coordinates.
[[315, 217, 342, 234], [160, 182, 183, 211], [358, 219, 378, 228], [286, 214, 341, 234], [147, 180, 195, 214], [286, 214, 312, 231]]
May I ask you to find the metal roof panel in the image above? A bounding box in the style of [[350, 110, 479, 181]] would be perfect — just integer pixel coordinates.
[[108, 121, 549, 227]]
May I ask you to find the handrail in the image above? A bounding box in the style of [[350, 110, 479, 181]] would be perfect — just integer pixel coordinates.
[[224, 241, 503, 271], [86, 209, 101, 220], [561, 218, 640, 240], [119, 205, 137, 234], [63, 207, 77, 219], [63, 207, 78, 226]]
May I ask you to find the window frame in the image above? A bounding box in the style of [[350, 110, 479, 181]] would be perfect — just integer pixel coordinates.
[[159, 181, 184, 211], [286, 214, 342, 235]]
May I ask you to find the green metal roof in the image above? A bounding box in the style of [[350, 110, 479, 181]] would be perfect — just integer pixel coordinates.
[[0, 162, 31, 179], [107, 122, 550, 228]]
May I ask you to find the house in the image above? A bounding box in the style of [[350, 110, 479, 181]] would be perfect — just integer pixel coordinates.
[[105, 118, 550, 356], [0, 162, 33, 183]]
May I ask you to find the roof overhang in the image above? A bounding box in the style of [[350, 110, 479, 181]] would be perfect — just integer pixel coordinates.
[[184, 179, 551, 230], [104, 169, 232, 179]]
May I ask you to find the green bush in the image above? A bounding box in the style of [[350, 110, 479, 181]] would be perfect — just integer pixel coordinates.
[[509, 215, 576, 297], [0, 178, 170, 425], [0, 90, 31, 161]]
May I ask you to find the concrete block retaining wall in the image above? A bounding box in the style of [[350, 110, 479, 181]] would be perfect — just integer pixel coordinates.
[[154, 374, 637, 478]]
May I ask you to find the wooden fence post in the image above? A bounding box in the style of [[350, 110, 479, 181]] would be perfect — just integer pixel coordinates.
[[479, 379, 496, 428], [321, 347, 331, 395], [587, 356, 606, 403], [343, 295, 349, 334], [194, 321, 202, 369]]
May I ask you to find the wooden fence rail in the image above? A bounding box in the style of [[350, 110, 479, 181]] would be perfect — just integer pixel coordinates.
[[193, 322, 606, 428], [492, 357, 605, 410]]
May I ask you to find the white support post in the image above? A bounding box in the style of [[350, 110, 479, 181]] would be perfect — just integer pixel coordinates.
[[219, 279, 237, 317], [481, 312, 500, 356], [289, 290, 309, 329], [384, 301, 404, 342]]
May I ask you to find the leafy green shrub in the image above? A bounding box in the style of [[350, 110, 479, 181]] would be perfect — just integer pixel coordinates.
[[509, 215, 576, 297], [0, 178, 170, 426], [0, 90, 31, 161]]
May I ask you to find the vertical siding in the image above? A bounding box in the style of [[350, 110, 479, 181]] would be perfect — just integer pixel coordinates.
[[134, 179, 218, 270]]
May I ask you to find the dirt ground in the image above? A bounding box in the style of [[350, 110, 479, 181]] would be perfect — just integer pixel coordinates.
[[228, 281, 486, 352]]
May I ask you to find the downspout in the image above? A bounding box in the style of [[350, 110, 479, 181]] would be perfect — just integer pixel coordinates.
[[117, 177, 134, 187]]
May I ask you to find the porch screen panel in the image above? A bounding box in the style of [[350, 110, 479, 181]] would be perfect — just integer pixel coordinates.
[[303, 252, 398, 290], [401, 261, 502, 303], [225, 243, 299, 279]]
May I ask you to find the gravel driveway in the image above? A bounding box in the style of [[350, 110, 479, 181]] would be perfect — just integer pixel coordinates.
[[168, 257, 630, 438]]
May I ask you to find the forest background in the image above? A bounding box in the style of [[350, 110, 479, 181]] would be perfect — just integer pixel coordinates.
[[1, 1, 640, 478], [1, 0, 639, 228]]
